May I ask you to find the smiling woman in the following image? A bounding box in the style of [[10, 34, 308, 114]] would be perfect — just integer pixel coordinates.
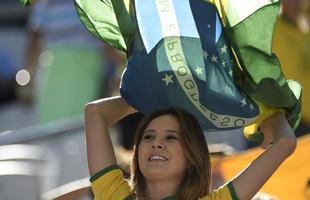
[[132, 110, 211, 199], [84, 96, 297, 200]]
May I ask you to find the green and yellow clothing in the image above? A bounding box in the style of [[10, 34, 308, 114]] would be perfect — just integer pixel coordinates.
[[90, 165, 239, 200]]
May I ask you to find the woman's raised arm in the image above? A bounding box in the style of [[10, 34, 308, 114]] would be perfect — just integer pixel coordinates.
[[84, 96, 136, 176], [232, 112, 297, 200]]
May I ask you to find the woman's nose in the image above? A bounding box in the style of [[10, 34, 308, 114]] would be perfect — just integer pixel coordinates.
[[152, 140, 165, 149]]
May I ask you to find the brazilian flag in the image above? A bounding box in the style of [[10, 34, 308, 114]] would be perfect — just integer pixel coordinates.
[[74, 0, 302, 142], [22, 0, 302, 142]]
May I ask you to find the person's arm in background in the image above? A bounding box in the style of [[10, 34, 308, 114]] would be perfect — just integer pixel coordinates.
[[232, 111, 297, 200], [24, 29, 42, 77], [84, 96, 136, 176], [17, 1, 45, 104]]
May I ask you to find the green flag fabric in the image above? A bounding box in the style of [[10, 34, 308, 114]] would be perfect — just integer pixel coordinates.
[[20, 0, 35, 7], [209, 0, 280, 27], [75, 0, 131, 51]]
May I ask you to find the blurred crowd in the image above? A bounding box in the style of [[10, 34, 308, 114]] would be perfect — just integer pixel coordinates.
[[1, 0, 125, 126], [0, 0, 310, 199]]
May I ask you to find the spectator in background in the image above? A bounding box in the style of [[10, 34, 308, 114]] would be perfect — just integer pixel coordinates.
[[18, 0, 123, 123], [273, 0, 310, 136]]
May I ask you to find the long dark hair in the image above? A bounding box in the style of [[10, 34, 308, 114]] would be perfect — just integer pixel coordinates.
[[130, 108, 211, 199]]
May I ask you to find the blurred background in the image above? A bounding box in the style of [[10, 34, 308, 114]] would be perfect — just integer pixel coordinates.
[[0, 0, 309, 199]]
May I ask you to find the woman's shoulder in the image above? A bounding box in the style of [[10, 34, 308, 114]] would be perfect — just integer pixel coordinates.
[[90, 165, 134, 200]]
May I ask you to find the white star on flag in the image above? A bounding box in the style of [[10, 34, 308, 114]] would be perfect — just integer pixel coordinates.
[[241, 98, 247, 107], [222, 61, 226, 67], [211, 55, 218, 63], [220, 44, 228, 54], [207, 24, 211, 28], [195, 66, 204, 76], [250, 104, 254, 110], [162, 73, 174, 86], [229, 69, 233, 77]]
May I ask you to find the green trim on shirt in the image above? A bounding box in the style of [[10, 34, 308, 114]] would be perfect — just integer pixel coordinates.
[[227, 182, 240, 200], [90, 165, 119, 182]]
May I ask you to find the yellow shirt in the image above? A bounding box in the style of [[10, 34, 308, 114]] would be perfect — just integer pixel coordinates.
[[90, 165, 238, 200], [273, 17, 310, 122]]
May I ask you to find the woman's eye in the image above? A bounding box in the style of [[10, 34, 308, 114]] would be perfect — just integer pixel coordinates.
[[143, 134, 154, 140], [166, 135, 178, 141]]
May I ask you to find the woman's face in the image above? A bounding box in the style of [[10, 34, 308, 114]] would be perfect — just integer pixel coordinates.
[[138, 114, 188, 182]]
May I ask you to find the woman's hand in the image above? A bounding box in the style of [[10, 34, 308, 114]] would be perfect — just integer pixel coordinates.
[[260, 112, 297, 153]]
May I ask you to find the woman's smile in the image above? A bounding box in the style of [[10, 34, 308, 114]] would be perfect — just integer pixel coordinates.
[[148, 155, 168, 161]]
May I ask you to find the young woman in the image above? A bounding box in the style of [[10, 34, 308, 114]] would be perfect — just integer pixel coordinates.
[[84, 96, 297, 200]]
